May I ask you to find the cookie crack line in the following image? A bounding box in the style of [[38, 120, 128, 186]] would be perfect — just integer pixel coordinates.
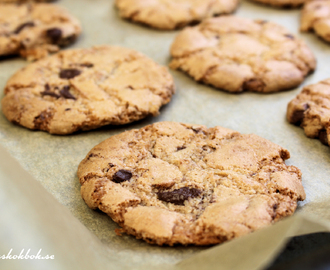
[[78, 122, 305, 245]]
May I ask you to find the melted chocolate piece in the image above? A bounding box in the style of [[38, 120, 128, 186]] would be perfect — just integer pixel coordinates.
[[60, 86, 76, 100], [291, 104, 309, 126], [318, 130, 328, 146], [157, 187, 202, 205], [59, 69, 81, 79], [46, 28, 62, 44], [14, 21, 35, 34], [112, 170, 132, 183], [41, 84, 60, 98]]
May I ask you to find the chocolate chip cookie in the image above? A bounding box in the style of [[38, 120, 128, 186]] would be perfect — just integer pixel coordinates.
[[78, 122, 305, 246], [1, 46, 175, 134], [114, 0, 239, 30], [250, 0, 308, 8], [170, 16, 316, 93], [0, 3, 81, 60], [301, 0, 330, 43], [287, 79, 330, 146]]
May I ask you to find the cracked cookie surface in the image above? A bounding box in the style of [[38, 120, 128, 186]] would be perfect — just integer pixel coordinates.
[[78, 121, 305, 246], [1, 46, 175, 134], [301, 0, 330, 43], [287, 78, 330, 146], [170, 16, 316, 93], [114, 0, 239, 30], [0, 3, 81, 60]]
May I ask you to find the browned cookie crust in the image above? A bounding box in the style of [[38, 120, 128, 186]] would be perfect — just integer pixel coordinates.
[[1, 46, 175, 134], [170, 16, 316, 93], [301, 0, 330, 43], [287, 79, 330, 146], [78, 122, 305, 246], [0, 3, 81, 60], [114, 0, 239, 30], [250, 0, 307, 8]]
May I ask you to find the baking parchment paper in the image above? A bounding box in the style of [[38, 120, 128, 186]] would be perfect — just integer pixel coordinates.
[[1, 0, 330, 269]]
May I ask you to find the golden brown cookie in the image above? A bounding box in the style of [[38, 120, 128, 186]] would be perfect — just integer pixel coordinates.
[[170, 16, 316, 93], [1, 46, 175, 134], [78, 122, 305, 246], [114, 0, 239, 30], [0, 3, 81, 60], [301, 0, 330, 43], [287, 78, 330, 146]]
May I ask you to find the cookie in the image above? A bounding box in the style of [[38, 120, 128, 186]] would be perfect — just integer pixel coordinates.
[[0, 3, 81, 60], [250, 0, 307, 8], [170, 16, 316, 93], [287, 79, 330, 146], [114, 0, 239, 30], [78, 121, 305, 246], [301, 0, 330, 43], [1, 46, 175, 134]]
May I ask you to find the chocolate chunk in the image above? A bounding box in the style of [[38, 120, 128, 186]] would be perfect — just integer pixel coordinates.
[[41, 84, 60, 98], [14, 21, 35, 34], [176, 146, 186, 151], [33, 110, 53, 129], [46, 28, 62, 44], [60, 86, 76, 100], [157, 187, 202, 205], [290, 104, 309, 126], [65, 108, 71, 111], [284, 34, 294, 40], [59, 69, 81, 79], [243, 79, 266, 92], [112, 170, 132, 183], [318, 130, 328, 146]]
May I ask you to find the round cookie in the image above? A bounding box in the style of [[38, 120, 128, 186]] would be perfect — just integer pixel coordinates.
[[114, 0, 239, 30], [78, 121, 306, 246], [300, 0, 330, 43], [0, 3, 81, 60], [287, 78, 330, 146], [1, 46, 175, 134], [249, 0, 307, 8], [170, 16, 316, 93]]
